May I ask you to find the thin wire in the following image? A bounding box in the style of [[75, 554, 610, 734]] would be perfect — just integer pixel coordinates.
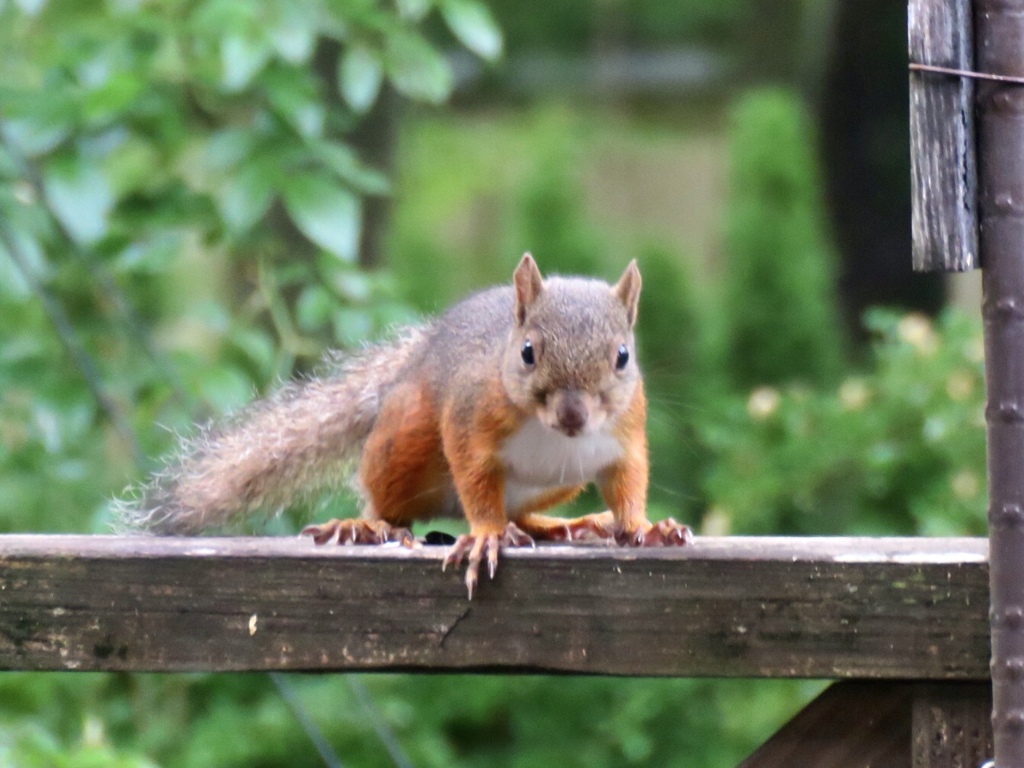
[[348, 677, 416, 768], [271, 674, 346, 768], [0, 218, 144, 465], [909, 61, 1024, 85], [6, 145, 198, 414]]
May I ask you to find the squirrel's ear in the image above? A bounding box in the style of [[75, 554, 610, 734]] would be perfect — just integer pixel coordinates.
[[613, 259, 642, 327], [513, 252, 544, 325]]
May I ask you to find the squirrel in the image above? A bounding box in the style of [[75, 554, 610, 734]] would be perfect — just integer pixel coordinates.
[[119, 254, 692, 597]]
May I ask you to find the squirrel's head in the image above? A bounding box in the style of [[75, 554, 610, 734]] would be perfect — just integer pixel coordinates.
[[502, 253, 642, 437]]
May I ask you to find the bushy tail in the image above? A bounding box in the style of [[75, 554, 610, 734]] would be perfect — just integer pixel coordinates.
[[116, 325, 430, 534]]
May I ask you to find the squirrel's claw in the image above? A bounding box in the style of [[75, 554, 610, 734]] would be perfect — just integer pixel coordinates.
[[563, 511, 617, 541], [302, 519, 416, 548], [618, 517, 693, 547], [516, 511, 616, 542], [443, 523, 535, 599]]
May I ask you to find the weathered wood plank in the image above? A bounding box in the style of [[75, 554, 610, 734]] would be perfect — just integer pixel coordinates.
[[0, 535, 989, 677], [739, 681, 912, 768], [911, 683, 992, 768], [739, 680, 993, 767], [908, 0, 977, 271]]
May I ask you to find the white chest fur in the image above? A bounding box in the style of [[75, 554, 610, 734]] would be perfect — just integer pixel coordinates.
[[499, 418, 624, 511]]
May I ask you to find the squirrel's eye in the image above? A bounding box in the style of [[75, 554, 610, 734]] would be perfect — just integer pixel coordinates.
[[615, 344, 629, 371], [521, 340, 536, 367]]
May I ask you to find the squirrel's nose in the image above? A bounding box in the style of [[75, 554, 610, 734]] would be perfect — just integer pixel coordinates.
[[555, 391, 588, 436]]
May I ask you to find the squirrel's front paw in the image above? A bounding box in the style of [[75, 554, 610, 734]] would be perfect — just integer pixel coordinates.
[[442, 522, 535, 599], [302, 518, 416, 547], [617, 518, 693, 547]]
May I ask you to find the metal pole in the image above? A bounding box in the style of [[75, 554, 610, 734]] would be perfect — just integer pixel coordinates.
[[976, 0, 1024, 763]]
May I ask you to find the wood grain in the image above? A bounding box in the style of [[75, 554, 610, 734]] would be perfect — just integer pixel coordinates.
[[0, 535, 990, 677], [740, 681, 913, 768], [908, 0, 977, 271], [911, 683, 992, 767], [740, 680, 992, 767]]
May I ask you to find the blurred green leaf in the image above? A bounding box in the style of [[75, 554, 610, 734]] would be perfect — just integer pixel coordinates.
[[205, 128, 258, 171], [339, 44, 384, 113], [105, 137, 161, 196], [1, 116, 70, 158], [313, 140, 390, 195], [386, 32, 453, 104], [268, 11, 316, 65], [441, 0, 503, 60], [0, 722, 159, 768], [197, 364, 256, 413], [0, 238, 31, 299], [112, 234, 182, 275], [42, 157, 114, 246], [296, 284, 335, 331], [216, 162, 275, 234], [332, 268, 372, 302], [396, 0, 432, 21], [13, 0, 46, 15], [283, 174, 360, 260], [81, 68, 145, 124], [220, 34, 270, 92], [332, 305, 374, 344], [264, 70, 325, 138], [227, 326, 276, 376]]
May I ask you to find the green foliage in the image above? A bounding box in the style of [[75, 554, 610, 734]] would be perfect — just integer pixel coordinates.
[[0, 672, 822, 768], [722, 88, 845, 388], [637, 244, 720, 524], [0, 722, 157, 768], [0, 0, 495, 533], [515, 141, 604, 276], [485, 0, 748, 52], [705, 310, 987, 536]]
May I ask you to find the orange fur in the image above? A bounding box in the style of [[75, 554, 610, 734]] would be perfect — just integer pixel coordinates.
[[440, 377, 526, 537], [359, 382, 450, 528], [599, 382, 650, 535], [511, 486, 586, 519]]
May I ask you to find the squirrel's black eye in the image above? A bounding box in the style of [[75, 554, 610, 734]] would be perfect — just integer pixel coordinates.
[[615, 344, 629, 370], [521, 339, 535, 367]]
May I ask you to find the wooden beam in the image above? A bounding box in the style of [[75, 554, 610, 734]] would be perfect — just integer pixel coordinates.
[[912, 683, 992, 767], [739, 681, 913, 768], [0, 535, 989, 677], [738, 680, 992, 767]]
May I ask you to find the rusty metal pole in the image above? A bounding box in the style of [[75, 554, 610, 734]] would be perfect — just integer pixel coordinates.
[[976, 0, 1024, 764]]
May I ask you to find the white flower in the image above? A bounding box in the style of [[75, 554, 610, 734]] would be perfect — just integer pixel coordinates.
[[747, 387, 781, 420], [701, 507, 732, 536], [946, 370, 974, 401], [839, 378, 869, 411], [951, 470, 980, 500], [898, 313, 938, 355]]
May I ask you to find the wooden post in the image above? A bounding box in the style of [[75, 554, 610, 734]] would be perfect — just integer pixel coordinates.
[[974, 0, 1024, 764], [910, 0, 1024, 763], [908, 0, 978, 272]]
